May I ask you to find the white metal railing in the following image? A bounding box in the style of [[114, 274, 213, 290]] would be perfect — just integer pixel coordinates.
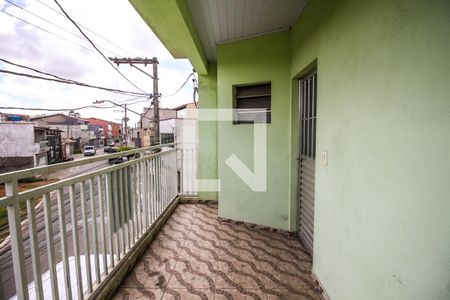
[[177, 147, 198, 196], [0, 144, 178, 299]]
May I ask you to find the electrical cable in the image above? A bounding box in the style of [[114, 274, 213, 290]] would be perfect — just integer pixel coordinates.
[[0, 104, 112, 111], [161, 72, 194, 98], [34, 0, 139, 57], [2, 0, 120, 57], [131, 64, 154, 79], [52, 0, 147, 94], [0, 9, 95, 53], [0, 68, 150, 96], [1, 57, 78, 84]]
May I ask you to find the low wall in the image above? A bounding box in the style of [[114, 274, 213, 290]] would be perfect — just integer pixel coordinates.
[[0, 157, 34, 173]]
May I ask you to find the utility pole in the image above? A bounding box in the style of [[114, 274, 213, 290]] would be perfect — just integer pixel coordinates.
[[152, 57, 160, 145], [109, 57, 159, 145], [124, 104, 128, 146]]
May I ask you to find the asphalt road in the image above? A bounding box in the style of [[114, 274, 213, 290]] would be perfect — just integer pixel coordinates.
[[0, 155, 110, 299]]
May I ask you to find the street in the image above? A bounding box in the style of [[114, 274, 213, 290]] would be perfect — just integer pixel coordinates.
[[0, 153, 110, 299]]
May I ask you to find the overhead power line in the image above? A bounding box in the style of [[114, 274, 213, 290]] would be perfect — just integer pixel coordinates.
[[0, 104, 113, 111], [0, 9, 94, 53], [1, 57, 77, 84], [52, 0, 147, 94], [0, 68, 150, 96], [3, 0, 120, 57], [35, 0, 139, 57], [0, 57, 151, 96], [161, 72, 195, 98]]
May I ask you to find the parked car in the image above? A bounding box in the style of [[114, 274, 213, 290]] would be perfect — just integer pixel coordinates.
[[104, 146, 118, 153], [108, 156, 128, 165], [108, 152, 140, 165], [83, 145, 96, 156]]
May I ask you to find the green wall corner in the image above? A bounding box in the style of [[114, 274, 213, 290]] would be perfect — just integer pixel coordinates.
[[198, 63, 218, 200], [216, 32, 292, 230]]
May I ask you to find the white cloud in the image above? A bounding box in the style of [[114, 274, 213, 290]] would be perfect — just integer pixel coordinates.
[[0, 0, 194, 125]]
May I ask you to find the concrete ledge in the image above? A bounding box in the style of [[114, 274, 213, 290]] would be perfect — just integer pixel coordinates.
[[217, 217, 296, 238], [179, 197, 218, 204], [88, 197, 179, 300]]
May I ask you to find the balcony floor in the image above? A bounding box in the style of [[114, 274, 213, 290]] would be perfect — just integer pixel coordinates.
[[114, 203, 321, 300]]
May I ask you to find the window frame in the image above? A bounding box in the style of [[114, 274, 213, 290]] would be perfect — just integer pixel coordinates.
[[233, 82, 271, 125]]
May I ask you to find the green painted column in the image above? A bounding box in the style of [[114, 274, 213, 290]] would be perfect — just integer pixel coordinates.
[[198, 64, 218, 200]]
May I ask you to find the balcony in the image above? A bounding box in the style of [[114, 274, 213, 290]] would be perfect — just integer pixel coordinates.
[[0, 144, 320, 300]]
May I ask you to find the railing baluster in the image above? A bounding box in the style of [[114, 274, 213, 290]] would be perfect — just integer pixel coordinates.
[[80, 181, 93, 293], [173, 150, 177, 198], [190, 148, 193, 195], [124, 166, 131, 249], [105, 172, 115, 268], [112, 171, 121, 260], [118, 169, 126, 254], [148, 158, 153, 224], [129, 165, 136, 246], [89, 178, 100, 284], [43, 192, 59, 300], [57, 188, 72, 299], [69, 185, 83, 300], [160, 155, 163, 211], [149, 158, 155, 225], [97, 175, 108, 276], [149, 158, 154, 224], [125, 167, 133, 249], [6, 181, 28, 300], [162, 155, 166, 206], [26, 198, 43, 300], [153, 157, 157, 218], [134, 164, 139, 241], [140, 161, 148, 230], [134, 163, 141, 239], [182, 148, 185, 195]]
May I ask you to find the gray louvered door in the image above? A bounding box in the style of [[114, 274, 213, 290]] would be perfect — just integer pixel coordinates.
[[297, 71, 317, 255]]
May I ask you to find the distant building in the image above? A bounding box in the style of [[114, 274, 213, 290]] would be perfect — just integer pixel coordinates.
[[0, 112, 30, 122], [83, 117, 122, 146], [174, 102, 198, 119], [30, 113, 106, 150], [141, 108, 177, 147], [0, 122, 62, 173]]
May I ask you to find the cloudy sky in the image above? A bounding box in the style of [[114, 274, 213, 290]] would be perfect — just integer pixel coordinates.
[[0, 0, 194, 125]]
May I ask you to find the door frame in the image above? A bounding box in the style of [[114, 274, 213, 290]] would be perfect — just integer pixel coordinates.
[[292, 60, 317, 255]]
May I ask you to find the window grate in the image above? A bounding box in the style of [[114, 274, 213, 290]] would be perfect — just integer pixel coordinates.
[[300, 72, 317, 159], [234, 83, 271, 124]]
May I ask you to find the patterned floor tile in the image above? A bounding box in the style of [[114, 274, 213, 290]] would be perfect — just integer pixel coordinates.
[[161, 288, 214, 299], [113, 287, 164, 300], [167, 259, 217, 289], [216, 260, 264, 289], [215, 289, 267, 300], [266, 289, 321, 300], [121, 258, 176, 289], [114, 204, 321, 300]]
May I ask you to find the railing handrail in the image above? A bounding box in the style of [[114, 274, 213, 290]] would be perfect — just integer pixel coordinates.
[[0, 143, 175, 184], [0, 148, 177, 208]]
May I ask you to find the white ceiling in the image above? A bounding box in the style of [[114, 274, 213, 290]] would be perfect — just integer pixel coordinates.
[[187, 0, 308, 62]]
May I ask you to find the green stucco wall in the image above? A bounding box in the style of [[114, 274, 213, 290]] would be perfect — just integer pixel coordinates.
[[198, 63, 218, 200], [289, 0, 450, 299], [216, 32, 292, 230], [133, 0, 450, 298]]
